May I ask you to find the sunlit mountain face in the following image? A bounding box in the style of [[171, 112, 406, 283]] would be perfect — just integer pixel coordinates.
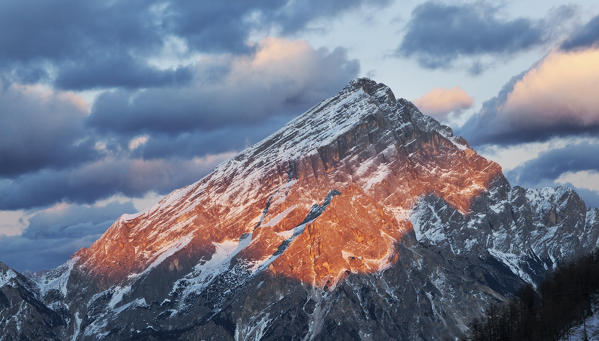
[[74, 79, 501, 289]]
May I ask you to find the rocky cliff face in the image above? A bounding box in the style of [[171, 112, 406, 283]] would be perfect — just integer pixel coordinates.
[[0, 262, 66, 340], [1, 79, 597, 340]]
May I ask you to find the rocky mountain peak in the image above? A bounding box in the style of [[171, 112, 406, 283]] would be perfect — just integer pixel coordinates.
[[68, 78, 501, 290], [2, 79, 598, 340]]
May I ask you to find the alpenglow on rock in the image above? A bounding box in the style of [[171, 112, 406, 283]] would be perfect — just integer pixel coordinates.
[[1, 79, 598, 340]]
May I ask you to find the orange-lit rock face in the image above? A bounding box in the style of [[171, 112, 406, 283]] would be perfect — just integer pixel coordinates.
[[74, 79, 501, 289], [246, 134, 500, 288]]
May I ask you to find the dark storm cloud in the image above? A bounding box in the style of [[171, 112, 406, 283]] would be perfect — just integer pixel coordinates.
[[396, 1, 546, 69], [0, 0, 167, 89], [0, 155, 232, 210], [54, 57, 193, 90], [0, 83, 97, 177], [507, 142, 599, 186], [561, 15, 599, 51], [88, 43, 359, 135], [0, 0, 382, 90], [0, 201, 136, 271]]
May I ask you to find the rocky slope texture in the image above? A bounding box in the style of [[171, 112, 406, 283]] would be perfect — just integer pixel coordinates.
[[1, 79, 598, 340]]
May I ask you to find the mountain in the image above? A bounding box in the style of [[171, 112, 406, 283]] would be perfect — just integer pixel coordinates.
[[0, 262, 66, 340], [1, 78, 598, 340]]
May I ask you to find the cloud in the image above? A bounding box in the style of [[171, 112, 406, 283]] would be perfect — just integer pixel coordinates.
[[413, 86, 473, 120], [460, 48, 599, 145], [478, 138, 579, 173], [0, 0, 380, 90], [0, 0, 169, 89], [0, 82, 97, 177], [561, 15, 599, 51], [396, 1, 546, 69], [0, 152, 235, 210], [556, 170, 599, 193], [54, 56, 193, 90], [132, 117, 289, 160], [507, 140, 599, 186], [0, 210, 26, 237], [88, 38, 359, 135], [0, 201, 136, 271], [263, 0, 390, 34]]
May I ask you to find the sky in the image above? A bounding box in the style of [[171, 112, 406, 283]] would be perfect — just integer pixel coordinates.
[[1, 0, 598, 272]]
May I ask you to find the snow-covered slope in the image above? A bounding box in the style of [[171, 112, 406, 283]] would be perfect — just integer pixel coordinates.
[[1, 79, 597, 340]]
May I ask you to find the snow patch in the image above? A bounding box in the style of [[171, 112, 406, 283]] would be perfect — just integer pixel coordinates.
[[108, 285, 132, 309], [71, 312, 82, 341], [488, 248, 534, 285], [141, 232, 194, 275], [113, 298, 147, 315], [251, 221, 311, 274], [172, 234, 252, 304], [410, 201, 446, 244], [0, 268, 17, 287], [235, 313, 272, 341], [361, 162, 391, 191], [262, 205, 297, 228], [37, 256, 78, 298]]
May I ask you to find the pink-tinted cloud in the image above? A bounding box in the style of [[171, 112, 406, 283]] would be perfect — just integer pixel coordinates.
[[502, 48, 599, 128], [461, 47, 599, 145], [413, 86, 473, 120]]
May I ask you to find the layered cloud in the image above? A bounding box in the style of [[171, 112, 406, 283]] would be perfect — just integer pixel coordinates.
[[0, 0, 382, 90], [413, 86, 473, 120], [0, 152, 235, 210], [460, 47, 599, 145], [508, 140, 599, 185], [0, 201, 136, 271], [396, 1, 548, 70], [88, 38, 358, 135]]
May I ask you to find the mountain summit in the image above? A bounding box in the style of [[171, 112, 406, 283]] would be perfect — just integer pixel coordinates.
[[76, 78, 500, 289], [1, 79, 598, 340]]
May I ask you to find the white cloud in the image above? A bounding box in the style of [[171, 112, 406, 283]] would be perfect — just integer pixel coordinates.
[[128, 135, 149, 151], [556, 170, 599, 193], [0, 210, 27, 237]]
